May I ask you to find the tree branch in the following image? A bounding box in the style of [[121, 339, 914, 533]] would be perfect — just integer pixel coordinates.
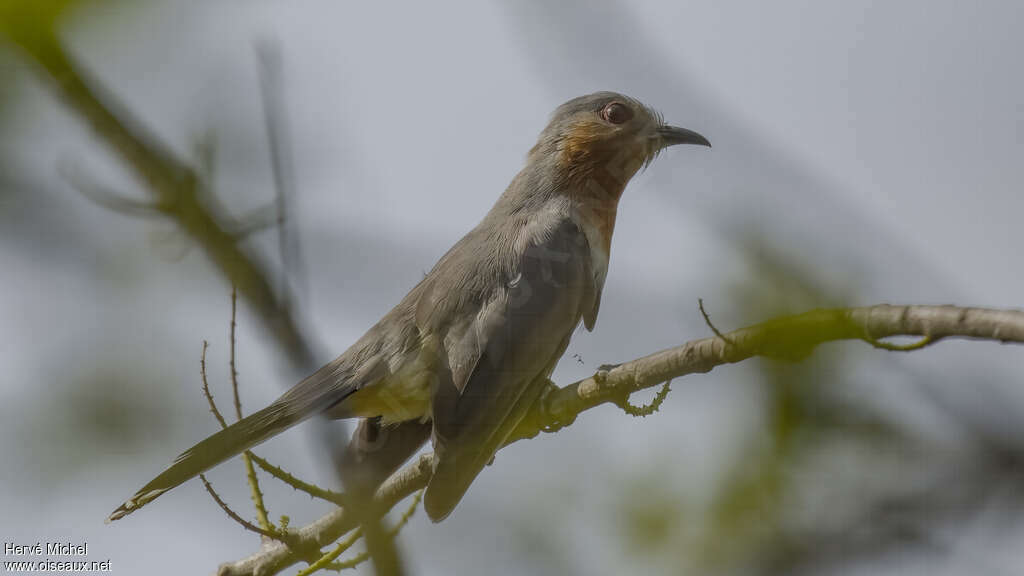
[[216, 304, 1024, 576], [218, 454, 433, 576], [2, 25, 319, 371]]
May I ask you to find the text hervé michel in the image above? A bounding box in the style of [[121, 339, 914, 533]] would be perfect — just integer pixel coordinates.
[[5, 542, 88, 556]]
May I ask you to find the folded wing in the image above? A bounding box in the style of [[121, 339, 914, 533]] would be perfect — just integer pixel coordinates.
[[425, 217, 597, 521]]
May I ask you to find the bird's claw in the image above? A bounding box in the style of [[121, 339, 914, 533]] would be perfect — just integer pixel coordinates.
[[538, 380, 574, 433], [594, 363, 620, 384], [538, 380, 560, 414]]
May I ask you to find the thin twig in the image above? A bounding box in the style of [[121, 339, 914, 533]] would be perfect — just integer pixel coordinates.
[[199, 474, 282, 543], [699, 298, 736, 346], [230, 287, 243, 421], [248, 453, 347, 507], [200, 341, 229, 429], [227, 287, 273, 532], [242, 454, 272, 535], [616, 380, 672, 417], [295, 527, 364, 576]]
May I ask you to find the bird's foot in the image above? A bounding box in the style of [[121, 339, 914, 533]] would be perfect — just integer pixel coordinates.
[[539, 379, 575, 433], [594, 362, 621, 383]]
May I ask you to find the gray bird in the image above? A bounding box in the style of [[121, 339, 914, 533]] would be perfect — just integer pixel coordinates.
[[107, 91, 709, 523]]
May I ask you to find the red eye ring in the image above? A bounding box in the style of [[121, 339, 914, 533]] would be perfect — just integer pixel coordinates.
[[600, 102, 633, 125]]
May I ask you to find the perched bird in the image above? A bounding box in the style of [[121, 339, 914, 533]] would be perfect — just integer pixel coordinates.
[[107, 91, 709, 523]]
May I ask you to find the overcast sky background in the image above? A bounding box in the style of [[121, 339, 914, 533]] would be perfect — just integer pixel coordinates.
[[2, 1, 1024, 574]]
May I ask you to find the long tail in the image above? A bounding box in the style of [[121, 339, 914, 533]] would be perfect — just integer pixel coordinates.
[[107, 364, 359, 523]]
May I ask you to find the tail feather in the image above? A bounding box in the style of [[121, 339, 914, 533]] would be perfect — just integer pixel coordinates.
[[106, 403, 300, 523], [107, 362, 361, 523]]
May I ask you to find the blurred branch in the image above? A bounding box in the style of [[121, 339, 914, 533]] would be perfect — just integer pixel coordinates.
[[1, 22, 319, 371], [218, 304, 1024, 576], [317, 491, 422, 573], [256, 40, 306, 302], [58, 159, 170, 217], [231, 204, 281, 239]]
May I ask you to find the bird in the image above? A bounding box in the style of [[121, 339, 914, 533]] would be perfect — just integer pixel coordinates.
[[107, 91, 709, 524]]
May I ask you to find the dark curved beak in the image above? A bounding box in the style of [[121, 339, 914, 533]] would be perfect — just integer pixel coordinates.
[[657, 125, 711, 148]]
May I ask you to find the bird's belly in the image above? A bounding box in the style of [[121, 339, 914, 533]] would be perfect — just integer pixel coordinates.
[[343, 371, 434, 424], [340, 336, 441, 424]]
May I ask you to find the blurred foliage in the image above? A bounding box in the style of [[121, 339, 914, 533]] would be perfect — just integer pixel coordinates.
[[0, 0, 86, 58], [617, 474, 684, 555], [62, 363, 176, 451], [2, 0, 321, 372], [17, 345, 183, 488], [697, 229, 847, 571], [0, 54, 16, 132], [604, 229, 925, 575], [596, 229, 1024, 576], [0, 0, 91, 210]]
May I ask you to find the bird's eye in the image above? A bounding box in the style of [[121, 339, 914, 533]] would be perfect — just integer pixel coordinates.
[[600, 102, 633, 125]]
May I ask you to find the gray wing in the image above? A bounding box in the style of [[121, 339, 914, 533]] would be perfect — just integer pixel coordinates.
[[424, 217, 597, 521]]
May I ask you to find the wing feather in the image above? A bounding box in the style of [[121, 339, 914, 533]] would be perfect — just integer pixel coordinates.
[[424, 216, 596, 521]]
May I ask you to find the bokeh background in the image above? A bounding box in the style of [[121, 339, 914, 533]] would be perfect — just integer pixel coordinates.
[[3, 1, 1024, 574]]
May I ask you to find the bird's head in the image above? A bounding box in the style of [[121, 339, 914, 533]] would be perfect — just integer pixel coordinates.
[[529, 91, 710, 198]]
